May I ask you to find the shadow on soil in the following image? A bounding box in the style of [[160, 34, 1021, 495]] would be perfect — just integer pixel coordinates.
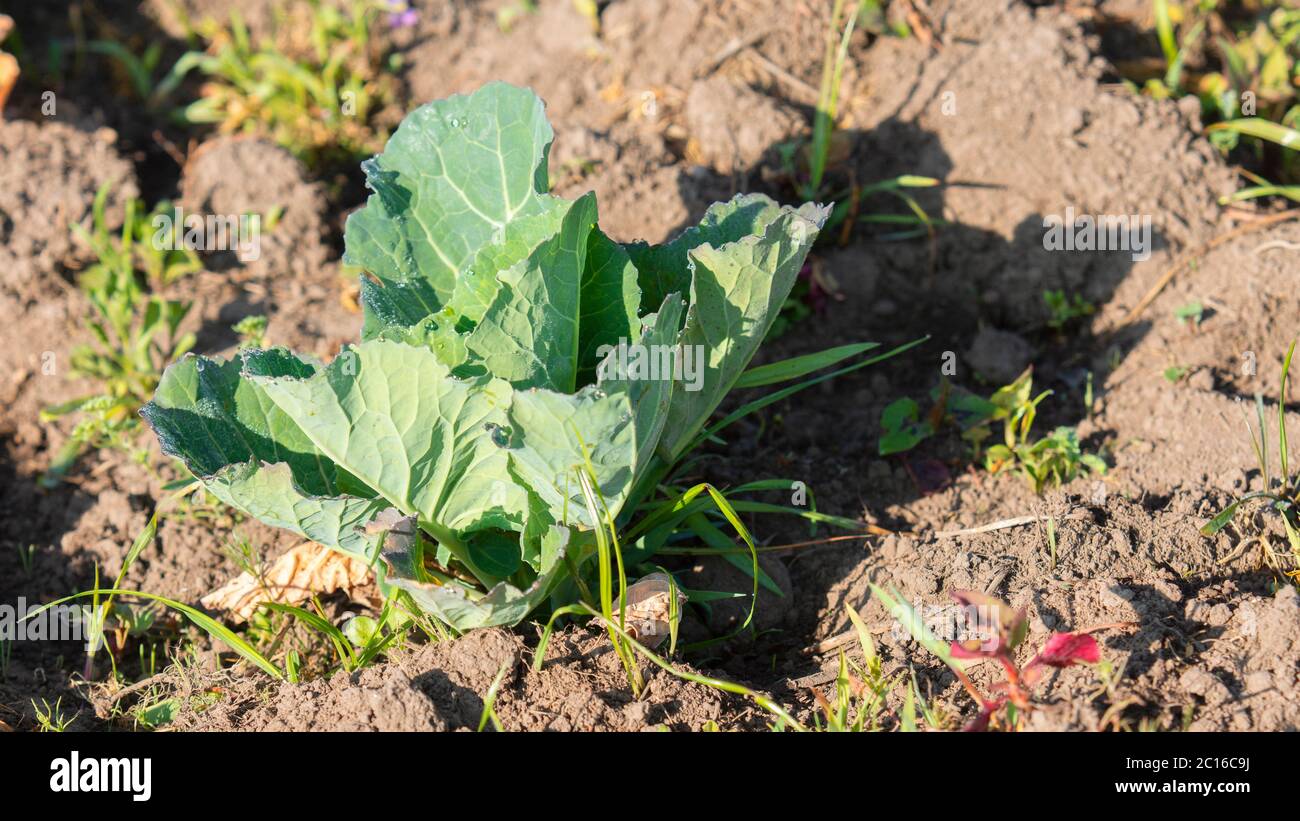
[[654, 116, 1166, 686]]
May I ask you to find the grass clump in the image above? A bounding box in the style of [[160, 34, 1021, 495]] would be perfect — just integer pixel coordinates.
[[777, 1, 942, 242], [1202, 340, 1300, 579]]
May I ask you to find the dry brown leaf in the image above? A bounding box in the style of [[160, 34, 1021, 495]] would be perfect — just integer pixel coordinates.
[[596, 572, 687, 648], [339, 280, 361, 313], [201, 542, 379, 622]]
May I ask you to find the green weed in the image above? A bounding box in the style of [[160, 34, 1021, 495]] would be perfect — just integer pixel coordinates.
[[80, 37, 195, 107], [1134, 1, 1300, 204], [232, 314, 269, 349], [15, 543, 36, 575], [32, 697, 78, 732], [40, 182, 199, 487], [806, 603, 905, 731], [804, 0, 862, 201], [1175, 300, 1205, 327], [477, 660, 510, 732], [879, 369, 1105, 493], [174, 0, 401, 171], [963, 368, 1107, 493], [1201, 340, 1300, 578], [1043, 289, 1096, 331], [872, 585, 1103, 731], [782, 2, 942, 242]]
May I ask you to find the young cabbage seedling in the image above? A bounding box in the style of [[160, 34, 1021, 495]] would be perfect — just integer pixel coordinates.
[[144, 82, 914, 633]]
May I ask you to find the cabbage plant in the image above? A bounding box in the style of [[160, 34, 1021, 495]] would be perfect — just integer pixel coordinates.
[[143, 82, 892, 631]]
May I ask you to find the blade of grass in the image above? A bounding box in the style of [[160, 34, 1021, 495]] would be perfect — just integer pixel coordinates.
[[1256, 391, 1271, 490], [477, 660, 510, 732], [1207, 117, 1300, 149], [1219, 183, 1300, 205], [806, 0, 852, 199], [26, 588, 282, 679], [1198, 492, 1281, 535], [858, 174, 941, 195], [1046, 515, 1057, 571], [869, 584, 963, 669], [1153, 0, 1177, 67], [725, 500, 863, 530], [843, 601, 877, 669], [1164, 20, 1204, 90], [684, 512, 782, 595], [576, 466, 642, 693], [689, 336, 928, 454], [688, 484, 761, 630], [554, 600, 805, 729], [262, 601, 355, 670], [900, 677, 917, 732], [1281, 340, 1295, 494], [734, 342, 879, 389]]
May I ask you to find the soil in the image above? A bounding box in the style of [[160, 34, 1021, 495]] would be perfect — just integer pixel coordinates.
[[2, 0, 1298, 732], [0, 119, 139, 298], [169, 626, 768, 731]]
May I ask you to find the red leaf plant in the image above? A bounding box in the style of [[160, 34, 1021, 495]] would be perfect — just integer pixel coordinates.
[[944, 590, 1101, 731]]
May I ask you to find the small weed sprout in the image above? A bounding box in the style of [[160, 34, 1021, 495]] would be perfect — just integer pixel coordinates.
[[477, 660, 510, 732], [496, 1, 538, 33], [40, 183, 199, 486], [807, 604, 903, 731], [15, 543, 36, 575], [1043, 289, 1095, 331], [964, 368, 1106, 493], [1202, 341, 1300, 576], [881, 369, 1105, 493], [1046, 516, 1058, 571], [878, 396, 934, 455], [1175, 300, 1205, 327], [32, 697, 78, 732], [233, 314, 270, 349]]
